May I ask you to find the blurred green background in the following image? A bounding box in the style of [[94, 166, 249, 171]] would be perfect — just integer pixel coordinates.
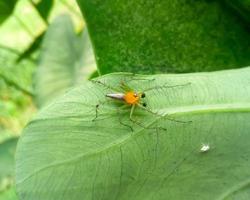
[[0, 0, 89, 142], [0, 0, 93, 198]]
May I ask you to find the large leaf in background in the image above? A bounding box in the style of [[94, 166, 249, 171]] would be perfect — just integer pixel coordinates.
[[0, 138, 18, 197], [0, 0, 17, 24], [77, 0, 250, 74], [16, 67, 250, 200], [34, 14, 96, 108], [81, 29, 98, 77], [224, 0, 250, 22]]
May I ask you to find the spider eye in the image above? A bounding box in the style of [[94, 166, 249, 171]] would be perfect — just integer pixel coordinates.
[[141, 93, 146, 98], [133, 93, 138, 97], [142, 102, 147, 107]]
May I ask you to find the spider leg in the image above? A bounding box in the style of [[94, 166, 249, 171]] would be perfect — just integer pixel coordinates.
[[137, 104, 192, 124], [91, 79, 121, 92], [119, 75, 155, 91], [124, 75, 156, 83], [92, 99, 110, 121], [129, 104, 167, 131], [129, 104, 147, 128], [143, 82, 191, 92], [116, 106, 134, 132], [164, 115, 192, 124]]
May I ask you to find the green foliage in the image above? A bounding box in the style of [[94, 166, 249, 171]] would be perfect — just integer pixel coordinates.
[[16, 0, 55, 63], [224, 0, 250, 22], [0, 0, 18, 24], [34, 14, 96, 107], [81, 28, 97, 77], [33, 0, 54, 22], [0, 49, 35, 135], [0, 2, 84, 199], [0, 138, 18, 197], [16, 32, 44, 63], [8, 0, 250, 199], [16, 67, 250, 199], [0, 187, 17, 200], [77, 0, 250, 74], [88, 70, 99, 79]]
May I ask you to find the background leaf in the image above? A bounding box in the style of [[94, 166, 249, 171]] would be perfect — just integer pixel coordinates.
[[16, 67, 250, 200], [81, 28, 98, 77], [0, 138, 18, 195], [0, 48, 35, 136], [77, 0, 250, 74], [32, 0, 54, 23], [0, 0, 18, 24], [16, 31, 45, 63], [34, 14, 96, 108], [224, 0, 250, 22], [0, 187, 17, 200], [16, 0, 55, 63]]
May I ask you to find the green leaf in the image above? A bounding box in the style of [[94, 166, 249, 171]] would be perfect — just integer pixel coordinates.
[[0, 187, 17, 200], [76, 0, 250, 74], [0, 48, 35, 95], [16, 0, 54, 62], [0, 0, 17, 24], [16, 67, 250, 200], [32, 0, 54, 22], [224, 0, 250, 22], [34, 14, 96, 107], [81, 28, 98, 76], [0, 138, 18, 193], [88, 70, 99, 79], [16, 32, 44, 63]]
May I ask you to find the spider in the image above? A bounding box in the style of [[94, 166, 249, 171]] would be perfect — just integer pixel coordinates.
[[92, 77, 191, 131]]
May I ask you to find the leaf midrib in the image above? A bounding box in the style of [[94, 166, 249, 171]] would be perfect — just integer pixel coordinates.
[[158, 103, 250, 116]]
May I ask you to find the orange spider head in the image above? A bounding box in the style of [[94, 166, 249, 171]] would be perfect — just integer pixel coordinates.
[[124, 91, 146, 105]]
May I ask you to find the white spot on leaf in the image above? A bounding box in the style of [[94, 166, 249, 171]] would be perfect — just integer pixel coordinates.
[[200, 143, 210, 153]]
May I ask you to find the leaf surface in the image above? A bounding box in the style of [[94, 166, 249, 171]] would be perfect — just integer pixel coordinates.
[[16, 67, 250, 200], [77, 0, 250, 74]]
